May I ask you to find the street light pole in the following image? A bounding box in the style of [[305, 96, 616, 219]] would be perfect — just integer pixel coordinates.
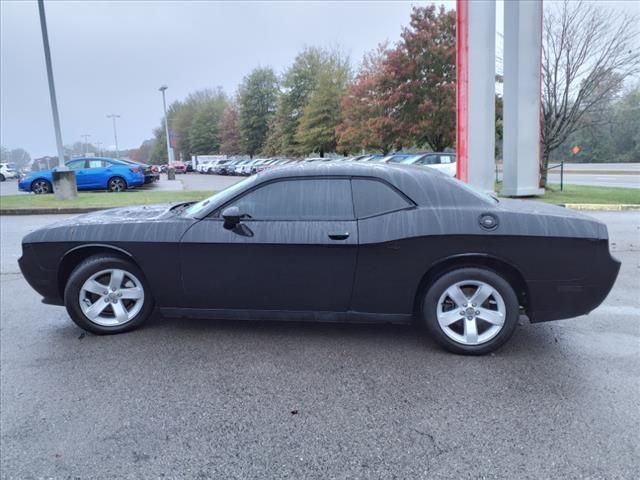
[[158, 85, 175, 163], [37, 0, 76, 199], [106, 114, 120, 158], [95, 141, 103, 156], [81, 134, 91, 155]]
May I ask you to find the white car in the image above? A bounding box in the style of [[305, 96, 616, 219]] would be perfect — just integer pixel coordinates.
[[0, 162, 19, 181], [400, 153, 457, 177]]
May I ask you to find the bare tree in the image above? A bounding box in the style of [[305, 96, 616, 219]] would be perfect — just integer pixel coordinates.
[[541, 0, 640, 186]]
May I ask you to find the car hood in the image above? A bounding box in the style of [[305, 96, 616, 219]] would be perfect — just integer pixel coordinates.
[[23, 203, 195, 244]]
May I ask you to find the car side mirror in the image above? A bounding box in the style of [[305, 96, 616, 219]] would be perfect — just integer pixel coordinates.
[[222, 206, 243, 230]]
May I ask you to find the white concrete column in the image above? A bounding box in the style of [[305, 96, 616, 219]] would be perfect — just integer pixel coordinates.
[[502, 0, 544, 196], [457, 0, 496, 192]]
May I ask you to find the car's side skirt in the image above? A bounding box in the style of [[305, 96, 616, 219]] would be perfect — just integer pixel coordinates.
[[159, 308, 413, 325]]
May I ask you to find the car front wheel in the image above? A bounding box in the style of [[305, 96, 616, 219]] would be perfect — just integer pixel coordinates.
[[31, 179, 52, 194], [64, 255, 153, 334], [422, 267, 519, 355]]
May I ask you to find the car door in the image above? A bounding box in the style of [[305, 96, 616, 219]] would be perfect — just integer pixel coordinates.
[[82, 159, 111, 188], [179, 177, 358, 312], [66, 159, 90, 188], [349, 178, 417, 315]]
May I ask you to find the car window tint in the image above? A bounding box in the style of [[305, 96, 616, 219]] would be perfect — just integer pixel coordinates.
[[352, 179, 412, 218], [418, 155, 438, 165], [87, 160, 106, 168], [67, 160, 86, 170], [230, 179, 354, 220]]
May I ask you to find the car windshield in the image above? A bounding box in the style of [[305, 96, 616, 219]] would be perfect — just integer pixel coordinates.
[[183, 176, 256, 217]]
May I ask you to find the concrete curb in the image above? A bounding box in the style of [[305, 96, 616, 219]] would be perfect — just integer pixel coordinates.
[[0, 207, 107, 215], [562, 204, 640, 211]]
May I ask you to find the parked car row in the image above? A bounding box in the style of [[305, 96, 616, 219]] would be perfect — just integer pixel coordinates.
[[0, 162, 19, 181], [194, 153, 457, 177], [18, 157, 152, 194]]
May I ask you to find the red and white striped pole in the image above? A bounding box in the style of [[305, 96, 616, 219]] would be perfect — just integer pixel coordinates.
[[455, 0, 495, 191]]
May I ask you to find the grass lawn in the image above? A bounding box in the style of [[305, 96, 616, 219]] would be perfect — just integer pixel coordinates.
[[499, 184, 640, 205], [0, 190, 213, 210]]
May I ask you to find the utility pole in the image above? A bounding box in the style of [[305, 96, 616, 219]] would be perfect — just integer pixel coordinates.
[[81, 134, 91, 155], [106, 114, 120, 158], [37, 0, 76, 198], [158, 85, 175, 163]]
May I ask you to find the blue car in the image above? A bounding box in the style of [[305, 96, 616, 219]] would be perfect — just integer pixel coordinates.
[[19, 157, 145, 194]]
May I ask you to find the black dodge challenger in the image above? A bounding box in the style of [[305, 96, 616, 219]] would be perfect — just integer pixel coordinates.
[[19, 162, 620, 354]]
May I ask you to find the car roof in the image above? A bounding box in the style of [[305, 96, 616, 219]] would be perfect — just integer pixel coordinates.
[[255, 160, 487, 207]]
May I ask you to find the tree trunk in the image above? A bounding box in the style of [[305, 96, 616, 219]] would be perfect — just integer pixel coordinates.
[[539, 148, 550, 189]]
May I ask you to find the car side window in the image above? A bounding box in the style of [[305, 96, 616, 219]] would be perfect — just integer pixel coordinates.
[[352, 179, 413, 218], [228, 178, 354, 220], [440, 155, 452, 164], [67, 160, 86, 170], [418, 155, 439, 165], [87, 160, 106, 169]]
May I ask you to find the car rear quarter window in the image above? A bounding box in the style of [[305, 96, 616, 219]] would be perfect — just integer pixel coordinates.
[[352, 179, 413, 218], [230, 178, 354, 220]]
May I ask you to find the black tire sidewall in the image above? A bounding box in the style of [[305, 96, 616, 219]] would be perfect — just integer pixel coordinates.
[[422, 267, 519, 355], [32, 180, 51, 194], [64, 255, 153, 334], [108, 177, 127, 192]]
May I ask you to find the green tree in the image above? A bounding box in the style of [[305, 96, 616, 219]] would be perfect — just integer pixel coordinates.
[[238, 67, 279, 157], [264, 48, 326, 156], [296, 61, 350, 157], [189, 91, 228, 155]]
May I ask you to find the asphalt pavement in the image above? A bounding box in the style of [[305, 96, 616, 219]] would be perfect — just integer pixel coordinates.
[[1, 212, 639, 479]]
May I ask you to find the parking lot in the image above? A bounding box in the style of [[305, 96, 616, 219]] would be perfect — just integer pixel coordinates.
[[1, 211, 638, 478]]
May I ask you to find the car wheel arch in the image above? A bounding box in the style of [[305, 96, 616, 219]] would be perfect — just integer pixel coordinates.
[[108, 176, 127, 190], [31, 178, 52, 189], [57, 245, 140, 298], [412, 253, 530, 318]]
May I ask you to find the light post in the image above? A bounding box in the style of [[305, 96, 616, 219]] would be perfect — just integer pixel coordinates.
[[37, 0, 76, 199], [106, 114, 120, 158], [81, 134, 91, 155], [158, 85, 175, 164], [95, 141, 103, 156]]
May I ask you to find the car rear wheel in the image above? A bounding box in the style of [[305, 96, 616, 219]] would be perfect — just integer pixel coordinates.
[[31, 179, 52, 194], [0, 173, 5, 182], [64, 255, 153, 334], [107, 177, 127, 192], [422, 268, 519, 355]]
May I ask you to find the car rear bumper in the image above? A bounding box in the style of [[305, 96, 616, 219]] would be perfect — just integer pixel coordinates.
[[528, 252, 621, 323]]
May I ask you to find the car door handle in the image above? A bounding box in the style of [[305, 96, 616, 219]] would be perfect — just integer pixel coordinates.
[[328, 233, 349, 240]]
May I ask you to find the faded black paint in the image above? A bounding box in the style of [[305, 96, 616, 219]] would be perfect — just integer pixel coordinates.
[[19, 162, 620, 324]]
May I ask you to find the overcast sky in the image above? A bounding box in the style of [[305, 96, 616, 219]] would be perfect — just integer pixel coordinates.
[[1, 0, 637, 158]]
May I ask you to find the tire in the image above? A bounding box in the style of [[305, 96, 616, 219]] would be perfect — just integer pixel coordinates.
[[31, 179, 52, 194], [421, 267, 519, 355], [64, 254, 153, 335], [107, 176, 127, 192], [0, 174, 5, 182]]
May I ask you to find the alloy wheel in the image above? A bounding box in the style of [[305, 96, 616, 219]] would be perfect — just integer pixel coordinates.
[[108, 178, 125, 192], [32, 180, 50, 194], [436, 280, 506, 346], [79, 268, 144, 326]]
